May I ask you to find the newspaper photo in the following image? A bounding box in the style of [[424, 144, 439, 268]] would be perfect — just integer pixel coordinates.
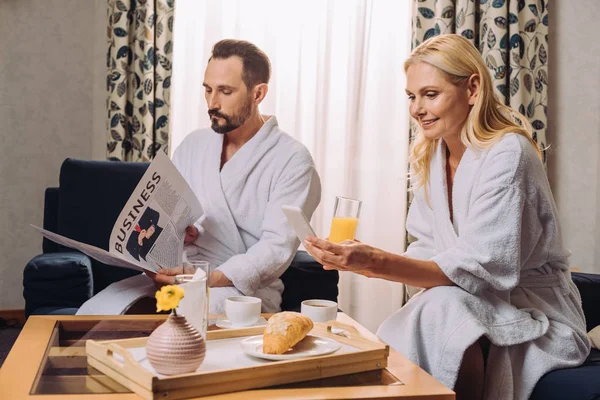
[[32, 151, 203, 274]]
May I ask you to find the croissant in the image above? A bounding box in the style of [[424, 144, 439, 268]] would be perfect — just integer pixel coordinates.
[[263, 312, 314, 354]]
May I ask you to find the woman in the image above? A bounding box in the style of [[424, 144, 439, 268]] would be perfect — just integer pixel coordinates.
[[304, 34, 590, 400]]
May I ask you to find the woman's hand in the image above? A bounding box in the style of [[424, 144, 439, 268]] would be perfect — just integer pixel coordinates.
[[184, 225, 199, 244], [303, 236, 383, 278]]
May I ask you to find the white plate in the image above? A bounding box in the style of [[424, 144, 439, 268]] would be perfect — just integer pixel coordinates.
[[240, 334, 342, 361], [215, 316, 267, 329]]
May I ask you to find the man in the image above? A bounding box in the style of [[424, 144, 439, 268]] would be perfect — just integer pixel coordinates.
[[126, 207, 163, 262], [151, 39, 321, 313]]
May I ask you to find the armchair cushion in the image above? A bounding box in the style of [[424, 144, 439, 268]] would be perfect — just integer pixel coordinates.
[[56, 159, 149, 293], [23, 252, 93, 317]]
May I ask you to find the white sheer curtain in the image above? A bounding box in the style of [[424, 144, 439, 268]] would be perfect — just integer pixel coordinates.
[[170, 0, 412, 333]]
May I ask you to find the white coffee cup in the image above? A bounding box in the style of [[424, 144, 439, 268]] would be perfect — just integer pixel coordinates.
[[300, 299, 338, 323], [225, 296, 262, 327]]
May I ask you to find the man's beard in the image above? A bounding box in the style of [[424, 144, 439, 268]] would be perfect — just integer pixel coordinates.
[[208, 100, 252, 134]]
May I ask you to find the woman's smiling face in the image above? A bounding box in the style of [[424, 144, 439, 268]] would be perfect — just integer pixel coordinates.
[[405, 62, 473, 142]]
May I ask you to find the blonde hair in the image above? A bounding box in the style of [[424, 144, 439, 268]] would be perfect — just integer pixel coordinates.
[[406, 34, 541, 196]]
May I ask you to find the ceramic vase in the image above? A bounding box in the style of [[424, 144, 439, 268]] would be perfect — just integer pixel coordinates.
[[146, 313, 206, 375]]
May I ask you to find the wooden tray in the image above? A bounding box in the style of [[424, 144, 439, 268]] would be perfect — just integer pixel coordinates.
[[86, 321, 389, 400]]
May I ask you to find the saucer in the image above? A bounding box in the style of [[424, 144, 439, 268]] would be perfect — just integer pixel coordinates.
[[241, 334, 341, 361], [215, 316, 267, 329]]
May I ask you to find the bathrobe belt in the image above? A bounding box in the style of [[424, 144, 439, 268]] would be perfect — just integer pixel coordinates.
[[518, 270, 571, 296]]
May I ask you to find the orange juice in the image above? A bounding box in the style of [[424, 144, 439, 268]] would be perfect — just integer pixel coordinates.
[[329, 217, 359, 243]]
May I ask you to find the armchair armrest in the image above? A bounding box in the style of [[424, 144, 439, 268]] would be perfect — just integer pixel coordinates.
[[280, 251, 339, 312], [571, 272, 600, 332], [23, 252, 93, 317]]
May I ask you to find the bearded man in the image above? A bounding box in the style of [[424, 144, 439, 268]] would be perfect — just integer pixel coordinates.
[[152, 39, 321, 313]]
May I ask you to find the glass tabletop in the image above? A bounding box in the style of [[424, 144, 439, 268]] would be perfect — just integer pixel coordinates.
[[31, 318, 401, 395]]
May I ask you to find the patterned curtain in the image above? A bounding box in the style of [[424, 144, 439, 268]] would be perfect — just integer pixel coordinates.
[[411, 0, 549, 162], [106, 0, 175, 161]]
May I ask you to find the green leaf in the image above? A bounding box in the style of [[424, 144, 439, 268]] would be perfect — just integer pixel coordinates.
[[539, 44, 547, 64], [424, 28, 436, 41], [107, 141, 118, 153], [111, 129, 123, 141], [535, 77, 543, 93], [156, 115, 168, 129], [495, 66, 507, 79], [461, 29, 474, 40], [132, 116, 141, 133], [528, 4, 538, 17], [494, 16, 507, 29], [486, 55, 498, 69], [532, 120, 545, 130], [499, 33, 508, 49], [538, 69, 548, 84], [158, 54, 172, 71], [457, 8, 465, 28], [524, 19, 537, 32], [116, 0, 128, 11], [441, 6, 454, 19], [527, 100, 534, 118], [510, 76, 520, 97], [114, 27, 127, 37], [117, 81, 127, 97], [524, 73, 532, 93], [164, 40, 173, 55], [487, 29, 497, 49], [418, 7, 435, 19], [110, 114, 120, 128]]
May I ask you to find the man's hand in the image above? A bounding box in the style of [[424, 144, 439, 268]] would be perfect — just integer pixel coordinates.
[[147, 267, 234, 289], [209, 270, 233, 287], [146, 266, 183, 289], [184, 225, 199, 244]]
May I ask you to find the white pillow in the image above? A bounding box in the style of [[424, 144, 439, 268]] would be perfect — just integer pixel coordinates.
[[588, 325, 600, 349]]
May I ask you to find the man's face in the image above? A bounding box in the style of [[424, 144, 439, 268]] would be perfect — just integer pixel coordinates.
[[203, 57, 254, 134]]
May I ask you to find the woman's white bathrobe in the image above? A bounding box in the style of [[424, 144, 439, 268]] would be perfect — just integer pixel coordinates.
[[377, 134, 590, 400], [173, 117, 321, 313]]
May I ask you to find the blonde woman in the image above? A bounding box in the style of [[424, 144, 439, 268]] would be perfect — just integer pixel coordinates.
[[304, 34, 590, 400]]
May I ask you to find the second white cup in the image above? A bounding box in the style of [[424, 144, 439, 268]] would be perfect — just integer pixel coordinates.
[[300, 299, 338, 323], [225, 296, 262, 327]]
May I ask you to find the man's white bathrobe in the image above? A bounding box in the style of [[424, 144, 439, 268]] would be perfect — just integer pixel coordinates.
[[172, 117, 321, 313], [377, 134, 590, 400]]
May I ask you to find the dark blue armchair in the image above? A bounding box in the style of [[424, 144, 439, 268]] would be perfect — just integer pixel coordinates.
[[23, 158, 338, 317]]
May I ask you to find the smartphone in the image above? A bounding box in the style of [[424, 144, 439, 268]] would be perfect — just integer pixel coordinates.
[[281, 205, 317, 242]]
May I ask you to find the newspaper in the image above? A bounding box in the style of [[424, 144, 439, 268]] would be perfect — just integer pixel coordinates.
[[32, 151, 203, 275]]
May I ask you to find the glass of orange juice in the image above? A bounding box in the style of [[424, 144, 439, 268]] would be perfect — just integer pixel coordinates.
[[329, 196, 362, 243]]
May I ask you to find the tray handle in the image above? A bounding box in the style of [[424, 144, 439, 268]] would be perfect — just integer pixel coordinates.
[[104, 343, 139, 371]]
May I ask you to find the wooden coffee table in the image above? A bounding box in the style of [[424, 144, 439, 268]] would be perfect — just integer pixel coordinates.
[[0, 313, 454, 399]]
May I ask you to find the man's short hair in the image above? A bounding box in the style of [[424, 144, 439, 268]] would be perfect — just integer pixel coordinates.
[[210, 39, 271, 89]]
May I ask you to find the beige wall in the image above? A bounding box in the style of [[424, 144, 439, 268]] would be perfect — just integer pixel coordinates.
[[547, 1, 600, 273], [0, 0, 106, 309]]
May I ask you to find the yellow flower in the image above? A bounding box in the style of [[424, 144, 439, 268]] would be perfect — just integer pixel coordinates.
[[155, 285, 185, 313]]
